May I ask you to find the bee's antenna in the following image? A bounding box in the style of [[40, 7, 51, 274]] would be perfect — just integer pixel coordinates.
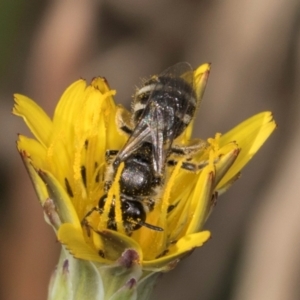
[[137, 220, 164, 232]]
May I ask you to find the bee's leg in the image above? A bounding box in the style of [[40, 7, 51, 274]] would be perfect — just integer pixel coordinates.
[[81, 207, 102, 224], [119, 125, 133, 135], [81, 206, 102, 236], [171, 139, 207, 156], [143, 198, 156, 211], [105, 149, 119, 162], [104, 151, 118, 193], [116, 106, 134, 135], [167, 159, 208, 172], [168, 140, 208, 172]]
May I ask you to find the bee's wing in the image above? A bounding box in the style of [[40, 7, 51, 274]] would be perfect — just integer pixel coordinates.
[[116, 119, 151, 162], [115, 101, 167, 176], [117, 62, 195, 176], [158, 63, 195, 130], [144, 101, 166, 176], [153, 62, 195, 175]]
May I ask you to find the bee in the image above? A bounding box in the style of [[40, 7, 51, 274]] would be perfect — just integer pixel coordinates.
[[83, 62, 208, 234]]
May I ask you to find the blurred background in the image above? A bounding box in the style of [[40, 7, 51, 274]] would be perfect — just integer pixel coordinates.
[[1, 1, 300, 299]]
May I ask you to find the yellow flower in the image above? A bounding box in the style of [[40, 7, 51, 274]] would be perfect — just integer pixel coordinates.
[[13, 64, 276, 300]]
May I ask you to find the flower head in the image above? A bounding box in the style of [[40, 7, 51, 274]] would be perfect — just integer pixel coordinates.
[[13, 64, 276, 299]]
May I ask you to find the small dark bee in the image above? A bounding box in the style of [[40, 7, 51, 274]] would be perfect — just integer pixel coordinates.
[[116, 62, 199, 178], [83, 62, 208, 234]]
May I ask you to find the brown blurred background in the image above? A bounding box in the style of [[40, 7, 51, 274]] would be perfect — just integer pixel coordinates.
[[1, 1, 300, 299]]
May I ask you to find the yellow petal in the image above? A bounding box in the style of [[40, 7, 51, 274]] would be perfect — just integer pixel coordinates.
[[91, 229, 143, 262], [217, 172, 240, 195], [91, 76, 111, 94], [131, 202, 167, 261], [38, 170, 81, 227], [179, 63, 211, 143], [90, 78, 124, 151], [167, 181, 194, 241], [58, 224, 143, 264], [53, 79, 87, 130], [194, 63, 211, 101], [83, 113, 107, 193], [143, 231, 211, 271], [220, 112, 274, 144], [19, 149, 49, 205], [58, 223, 108, 264], [184, 163, 215, 235], [217, 112, 276, 188], [51, 80, 88, 185], [105, 102, 127, 151], [214, 142, 240, 185], [17, 135, 47, 170], [45, 137, 73, 193], [13, 94, 53, 147]]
